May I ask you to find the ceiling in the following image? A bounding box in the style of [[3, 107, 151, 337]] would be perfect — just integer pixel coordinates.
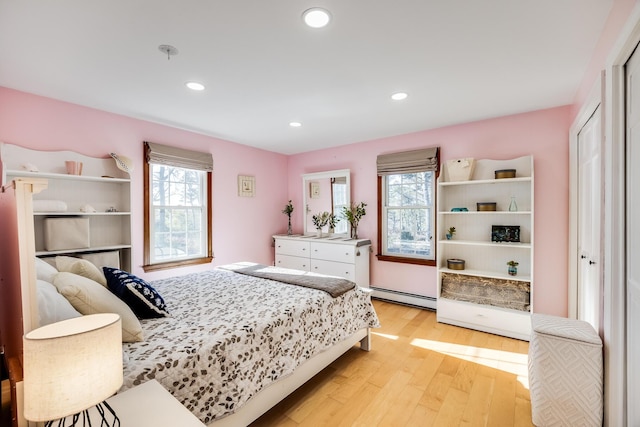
[[0, 1, 613, 155]]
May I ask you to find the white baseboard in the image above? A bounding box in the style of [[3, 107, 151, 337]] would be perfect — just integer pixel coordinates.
[[370, 287, 436, 310]]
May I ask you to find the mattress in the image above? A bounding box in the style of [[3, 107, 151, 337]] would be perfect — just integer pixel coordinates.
[[120, 268, 380, 424]]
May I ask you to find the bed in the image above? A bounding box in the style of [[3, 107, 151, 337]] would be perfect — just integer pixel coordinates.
[[0, 177, 379, 427], [122, 267, 379, 425]]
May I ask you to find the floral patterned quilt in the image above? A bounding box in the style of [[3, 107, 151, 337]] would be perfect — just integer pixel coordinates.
[[120, 268, 380, 424]]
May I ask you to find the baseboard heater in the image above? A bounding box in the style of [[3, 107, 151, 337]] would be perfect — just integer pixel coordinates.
[[370, 287, 436, 311]]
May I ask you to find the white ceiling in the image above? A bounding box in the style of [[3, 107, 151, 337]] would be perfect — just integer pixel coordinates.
[[0, 1, 613, 155]]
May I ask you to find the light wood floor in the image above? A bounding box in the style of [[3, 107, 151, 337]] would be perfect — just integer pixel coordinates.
[[251, 299, 533, 427]]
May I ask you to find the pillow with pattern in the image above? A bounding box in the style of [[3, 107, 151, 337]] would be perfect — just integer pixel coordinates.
[[103, 267, 170, 319]]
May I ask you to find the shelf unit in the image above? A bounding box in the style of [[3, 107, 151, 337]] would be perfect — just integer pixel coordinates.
[[1, 143, 132, 271], [436, 156, 534, 340]]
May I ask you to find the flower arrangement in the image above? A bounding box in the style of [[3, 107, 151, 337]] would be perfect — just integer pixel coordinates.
[[506, 260, 519, 267], [327, 213, 340, 232], [446, 226, 456, 240], [312, 211, 331, 230], [282, 200, 294, 235], [342, 202, 367, 239]]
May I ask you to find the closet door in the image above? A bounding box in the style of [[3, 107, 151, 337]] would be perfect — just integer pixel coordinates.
[[576, 105, 603, 333], [625, 44, 640, 426]]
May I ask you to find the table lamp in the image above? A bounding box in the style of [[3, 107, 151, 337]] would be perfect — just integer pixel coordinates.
[[23, 313, 123, 426]]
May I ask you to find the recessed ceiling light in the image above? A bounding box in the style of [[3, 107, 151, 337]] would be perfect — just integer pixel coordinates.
[[391, 92, 408, 101], [302, 8, 331, 28], [186, 82, 205, 91], [289, 122, 302, 127]]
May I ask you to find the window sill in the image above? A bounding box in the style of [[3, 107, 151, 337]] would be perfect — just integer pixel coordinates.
[[376, 254, 436, 266], [142, 256, 213, 272]]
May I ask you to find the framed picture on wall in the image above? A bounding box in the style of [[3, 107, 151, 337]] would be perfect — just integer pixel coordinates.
[[238, 175, 255, 197], [310, 181, 320, 199]]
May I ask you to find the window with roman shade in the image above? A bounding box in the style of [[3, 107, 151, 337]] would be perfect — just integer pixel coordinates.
[[377, 147, 440, 265], [143, 141, 213, 271]]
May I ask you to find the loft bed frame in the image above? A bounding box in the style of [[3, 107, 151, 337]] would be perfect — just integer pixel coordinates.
[[0, 144, 371, 427]]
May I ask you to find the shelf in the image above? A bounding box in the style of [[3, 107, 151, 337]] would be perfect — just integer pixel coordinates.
[[33, 211, 131, 216], [36, 244, 132, 257], [438, 211, 531, 215], [439, 240, 531, 248], [439, 268, 531, 282], [438, 177, 531, 186], [6, 170, 130, 183]]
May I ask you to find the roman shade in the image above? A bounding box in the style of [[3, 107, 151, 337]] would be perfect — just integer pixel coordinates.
[[376, 147, 439, 175], [145, 141, 213, 172]]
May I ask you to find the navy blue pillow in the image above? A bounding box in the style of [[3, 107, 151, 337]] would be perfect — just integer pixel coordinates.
[[103, 267, 169, 319]]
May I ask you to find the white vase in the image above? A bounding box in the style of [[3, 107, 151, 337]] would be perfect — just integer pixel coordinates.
[[316, 229, 322, 238]]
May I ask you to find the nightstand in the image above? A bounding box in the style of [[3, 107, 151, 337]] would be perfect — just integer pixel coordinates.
[[63, 380, 205, 426]]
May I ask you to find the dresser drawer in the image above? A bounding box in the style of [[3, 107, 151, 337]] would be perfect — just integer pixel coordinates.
[[310, 259, 355, 280], [310, 242, 356, 263], [275, 254, 310, 271], [274, 239, 310, 257]]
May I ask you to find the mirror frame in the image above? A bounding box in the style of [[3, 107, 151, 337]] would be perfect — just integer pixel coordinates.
[[302, 169, 350, 235]]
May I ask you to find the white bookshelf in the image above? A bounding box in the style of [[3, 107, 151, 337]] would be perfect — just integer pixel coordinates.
[[1, 143, 132, 271], [436, 156, 534, 340]]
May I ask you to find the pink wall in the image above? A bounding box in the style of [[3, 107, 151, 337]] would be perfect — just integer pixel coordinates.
[[0, 87, 290, 281], [288, 106, 572, 317]]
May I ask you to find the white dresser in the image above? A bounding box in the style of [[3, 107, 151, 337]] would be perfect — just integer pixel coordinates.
[[273, 235, 371, 288]]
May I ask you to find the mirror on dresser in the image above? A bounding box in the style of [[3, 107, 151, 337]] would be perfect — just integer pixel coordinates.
[[302, 169, 350, 235]]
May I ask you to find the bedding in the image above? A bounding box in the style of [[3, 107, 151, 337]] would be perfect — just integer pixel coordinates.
[[121, 268, 379, 424], [226, 263, 355, 297], [53, 272, 144, 342]]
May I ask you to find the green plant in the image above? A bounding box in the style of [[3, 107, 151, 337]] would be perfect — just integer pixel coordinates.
[[448, 226, 456, 235], [507, 260, 519, 267], [328, 213, 340, 230], [282, 200, 294, 217], [312, 211, 331, 230], [342, 202, 367, 229]]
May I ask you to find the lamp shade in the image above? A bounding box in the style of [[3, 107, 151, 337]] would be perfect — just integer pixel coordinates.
[[23, 313, 123, 422]]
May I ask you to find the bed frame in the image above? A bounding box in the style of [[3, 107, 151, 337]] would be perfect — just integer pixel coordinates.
[[0, 149, 371, 427]]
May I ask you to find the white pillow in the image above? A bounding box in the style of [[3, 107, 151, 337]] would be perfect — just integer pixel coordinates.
[[79, 251, 120, 270], [35, 257, 58, 283], [55, 256, 107, 287], [36, 279, 82, 326], [53, 272, 144, 342]]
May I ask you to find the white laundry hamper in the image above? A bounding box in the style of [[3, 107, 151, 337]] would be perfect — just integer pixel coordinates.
[[528, 313, 602, 426]]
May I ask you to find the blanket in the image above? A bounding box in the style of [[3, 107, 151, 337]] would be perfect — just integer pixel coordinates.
[[224, 263, 356, 297]]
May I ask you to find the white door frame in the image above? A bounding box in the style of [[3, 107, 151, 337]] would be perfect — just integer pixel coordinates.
[[568, 73, 604, 321], [602, 4, 640, 425]]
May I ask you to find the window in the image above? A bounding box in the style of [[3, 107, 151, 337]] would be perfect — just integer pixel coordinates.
[[377, 147, 439, 266], [143, 142, 213, 271]]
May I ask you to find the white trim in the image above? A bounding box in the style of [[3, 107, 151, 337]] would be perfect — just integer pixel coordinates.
[[602, 4, 640, 425], [371, 287, 437, 310], [568, 73, 604, 320]]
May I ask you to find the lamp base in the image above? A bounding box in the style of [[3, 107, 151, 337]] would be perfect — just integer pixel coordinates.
[[45, 401, 120, 427]]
